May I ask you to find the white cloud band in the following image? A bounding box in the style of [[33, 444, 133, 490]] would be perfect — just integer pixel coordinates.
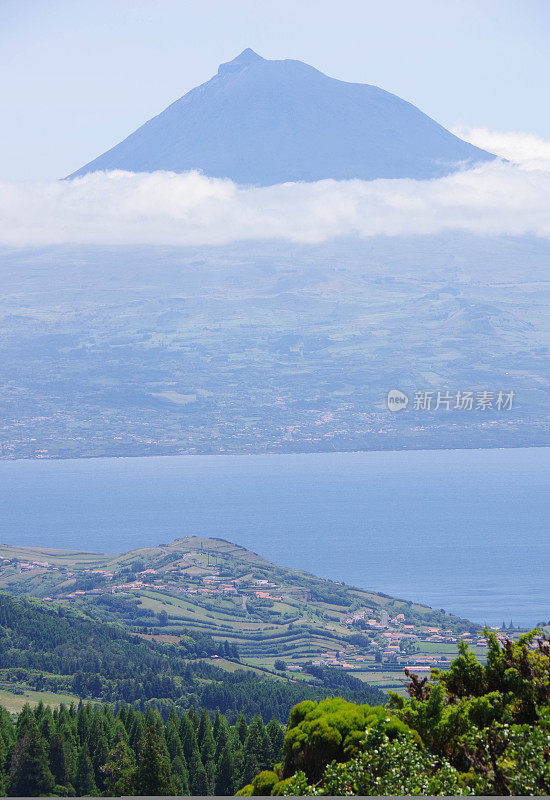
[[453, 126, 550, 167], [2, 135, 550, 247]]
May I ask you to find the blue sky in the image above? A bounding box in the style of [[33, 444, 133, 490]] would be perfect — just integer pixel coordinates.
[[2, 0, 550, 179]]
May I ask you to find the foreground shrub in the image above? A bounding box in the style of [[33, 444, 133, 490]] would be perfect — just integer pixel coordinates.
[[282, 697, 412, 781], [281, 729, 469, 796]]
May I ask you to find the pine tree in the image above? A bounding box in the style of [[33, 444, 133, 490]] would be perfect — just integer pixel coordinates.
[[0, 733, 7, 777], [101, 740, 136, 796], [15, 703, 36, 740], [186, 745, 204, 794], [145, 706, 165, 736], [49, 732, 72, 788], [197, 708, 212, 748], [76, 703, 93, 746], [240, 750, 260, 788], [8, 726, 55, 796], [171, 754, 190, 795], [136, 726, 175, 796], [235, 712, 248, 745], [0, 705, 15, 753], [191, 763, 209, 795], [166, 705, 180, 732], [266, 717, 285, 762], [76, 741, 97, 796], [200, 719, 216, 764], [213, 708, 223, 740], [92, 732, 110, 792], [127, 709, 145, 751], [214, 715, 231, 761], [241, 716, 270, 786], [188, 706, 200, 730], [165, 706, 184, 763], [111, 717, 129, 745], [179, 713, 199, 762], [166, 722, 185, 763], [215, 741, 235, 795], [38, 705, 55, 742]]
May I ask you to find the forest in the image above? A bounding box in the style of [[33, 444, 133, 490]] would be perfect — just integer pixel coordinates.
[[0, 699, 282, 796], [0, 593, 384, 721], [0, 628, 549, 795]]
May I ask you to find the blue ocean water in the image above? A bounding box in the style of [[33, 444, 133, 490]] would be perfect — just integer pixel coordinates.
[[0, 448, 547, 626]]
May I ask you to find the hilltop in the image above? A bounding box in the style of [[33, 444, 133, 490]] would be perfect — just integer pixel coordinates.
[[0, 537, 488, 694], [68, 49, 494, 184]]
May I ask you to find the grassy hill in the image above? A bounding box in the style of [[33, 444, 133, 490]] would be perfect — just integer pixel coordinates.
[[0, 537, 483, 693], [0, 591, 388, 721]]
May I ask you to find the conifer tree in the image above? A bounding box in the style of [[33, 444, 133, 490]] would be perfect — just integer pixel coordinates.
[[188, 706, 200, 730], [267, 717, 285, 763], [15, 703, 36, 739], [241, 716, 270, 786], [214, 715, 231, 761], [197, 708, 211, 748], [213, 708, 223, 740], [186, 744, 205, 793], [136, 726, 175, 796], [171, 754, 190, 795], [0, 733, 7, 778], [49, 732, 72, 788], [180, 712, 202, 787], [215, 741, 235, 795], [76, 741, 97, 796], [8, 726, 55, 797], [76, 703, 93, 746], [200, 718, 216, 764], [191, 762, 209, 795], [0, 706, 15, 751], [101, 740, 136, 796], [235, 712, 248, 745], [92, 732, 110, 792]]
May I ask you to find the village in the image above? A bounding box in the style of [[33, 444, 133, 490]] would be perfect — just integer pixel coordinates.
[[0, 537, 526, 695]]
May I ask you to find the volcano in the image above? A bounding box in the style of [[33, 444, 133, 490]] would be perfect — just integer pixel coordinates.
[[69, 48, 494, 184]]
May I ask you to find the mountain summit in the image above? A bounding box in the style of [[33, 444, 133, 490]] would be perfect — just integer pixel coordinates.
[[69, 49, 494, 184]]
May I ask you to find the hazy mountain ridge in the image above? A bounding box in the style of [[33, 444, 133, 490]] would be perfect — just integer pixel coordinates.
[[69, 49, 494, 184]]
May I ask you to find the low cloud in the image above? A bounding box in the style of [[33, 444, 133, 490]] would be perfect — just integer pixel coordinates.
[[2, 144, 550, 246], [453, 125, 550, 168]]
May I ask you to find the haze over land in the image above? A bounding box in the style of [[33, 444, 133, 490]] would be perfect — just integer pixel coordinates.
[[0, 51, 548, 458]]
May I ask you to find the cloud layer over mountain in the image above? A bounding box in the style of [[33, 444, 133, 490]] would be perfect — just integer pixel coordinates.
[[2, 134, 550, 247], [453, 126, 550, 169]]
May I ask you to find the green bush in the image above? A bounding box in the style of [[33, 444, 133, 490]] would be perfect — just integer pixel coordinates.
[[246, 630, 550, 796]]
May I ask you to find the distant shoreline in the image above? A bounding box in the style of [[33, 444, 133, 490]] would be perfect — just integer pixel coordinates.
[[1, 441, 549, 465]]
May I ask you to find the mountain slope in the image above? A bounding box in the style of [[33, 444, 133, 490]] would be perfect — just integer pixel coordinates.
[[0, 537, 480, 693], [68, 48, 494, 184], [0, 591, 385, 716]]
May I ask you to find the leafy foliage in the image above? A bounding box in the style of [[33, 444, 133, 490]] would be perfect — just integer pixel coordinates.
[[244, 630, 550, 796]]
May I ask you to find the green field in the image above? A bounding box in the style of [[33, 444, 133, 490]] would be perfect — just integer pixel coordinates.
[[0, 688, 82, 715], [0, 536, 490, 690]]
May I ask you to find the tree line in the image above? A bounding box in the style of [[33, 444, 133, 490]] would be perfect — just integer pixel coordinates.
[[0, 699, 284, 796]]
